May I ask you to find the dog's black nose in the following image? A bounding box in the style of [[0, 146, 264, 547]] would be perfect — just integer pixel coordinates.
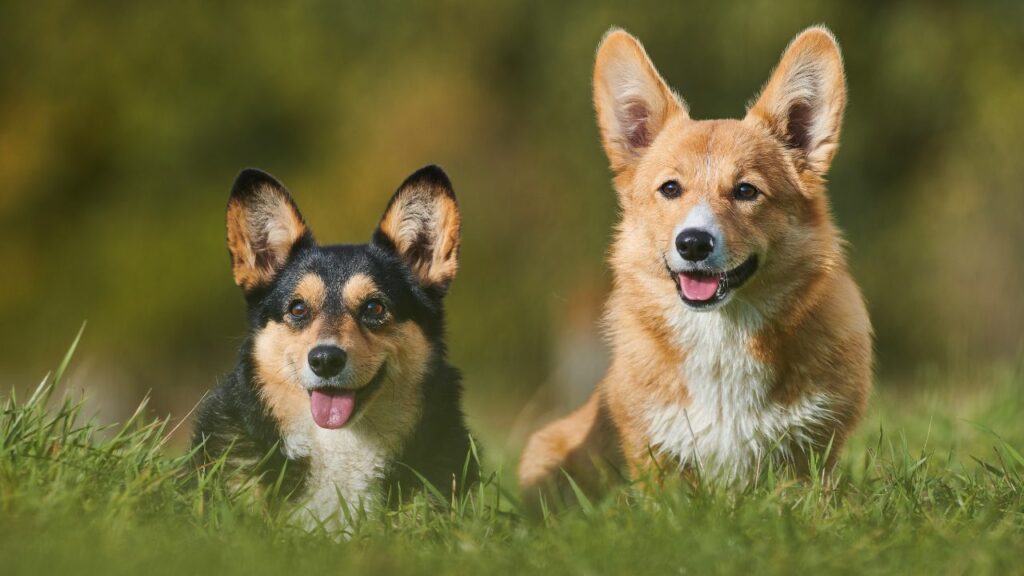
[[308, 345, 347, 378], [676, 229, 716, 262]]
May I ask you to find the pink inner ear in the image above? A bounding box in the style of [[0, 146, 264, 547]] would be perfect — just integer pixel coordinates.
[[786, 101, 815, 152], [621, 100, 652, 148]]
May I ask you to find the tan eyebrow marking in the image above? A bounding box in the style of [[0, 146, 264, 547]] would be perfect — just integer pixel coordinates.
[[294, 274, 327, 309], [342, 273, 380, 310]]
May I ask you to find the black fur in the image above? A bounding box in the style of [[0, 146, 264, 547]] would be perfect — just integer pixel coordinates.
[[192, 166, 476, 504]]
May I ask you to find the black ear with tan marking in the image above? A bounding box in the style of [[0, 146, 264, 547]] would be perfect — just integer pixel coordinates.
[[225, 169, 311, 293], [373, 165, 460, 294], [593, 28, 686, 174], [746, 26, 847, 179]]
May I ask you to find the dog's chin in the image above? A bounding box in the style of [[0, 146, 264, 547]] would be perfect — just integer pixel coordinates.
[[302, 364, 387, 430], [669, 254, 759, 312]]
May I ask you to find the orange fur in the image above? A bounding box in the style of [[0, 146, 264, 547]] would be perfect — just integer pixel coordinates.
[[520, 27, 872, 501]]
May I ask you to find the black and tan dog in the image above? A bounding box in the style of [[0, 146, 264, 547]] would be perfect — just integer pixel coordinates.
[[193, 165, 475, 526]]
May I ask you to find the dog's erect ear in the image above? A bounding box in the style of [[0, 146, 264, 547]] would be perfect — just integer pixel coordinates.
[[746, 26, 847, 179], [373, 165, 460, 294], [225, 169, 311, 293], [593, 28, 687, 175]]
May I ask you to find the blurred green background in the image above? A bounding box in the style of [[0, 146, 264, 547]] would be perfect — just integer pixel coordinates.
[[1, 0, 1022, 459]]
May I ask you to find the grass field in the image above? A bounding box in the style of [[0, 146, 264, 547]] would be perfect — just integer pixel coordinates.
[[1, 336, 1022, 575]]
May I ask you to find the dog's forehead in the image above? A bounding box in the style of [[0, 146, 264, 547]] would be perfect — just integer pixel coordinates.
[[651, 119, 791, 192], [282, 245, 388, 297], [670, 121, 755, 168]]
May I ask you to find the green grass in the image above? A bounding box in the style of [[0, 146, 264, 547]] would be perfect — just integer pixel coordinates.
[[1, 336, 1022, 575]]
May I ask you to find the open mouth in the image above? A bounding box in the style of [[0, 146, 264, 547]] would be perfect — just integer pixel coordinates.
[[672, 255, 759, 308], [307, 364, 387, 430]]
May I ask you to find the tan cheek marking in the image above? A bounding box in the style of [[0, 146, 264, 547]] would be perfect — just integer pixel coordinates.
[[353, 320, 432, 391], [386, 322, 432, 385], [342, 273, 380, 310], [254, 318, 322, 429], [336, 315, 387, 385], [332, 316, 431, 391], [293, 274, 327, 310], [361, 322, 432, 439]]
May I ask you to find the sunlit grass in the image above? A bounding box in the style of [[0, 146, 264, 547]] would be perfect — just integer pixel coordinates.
[[1, 334, 1022, 575]]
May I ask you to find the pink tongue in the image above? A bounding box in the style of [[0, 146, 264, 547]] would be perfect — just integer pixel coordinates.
[[679, 274, 720, 301], [309, 390, 356, 429]]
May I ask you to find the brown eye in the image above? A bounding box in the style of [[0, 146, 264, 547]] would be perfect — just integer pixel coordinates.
[[288, 299, 308, 319], [658, 180, 683, 199], [734, 182, 760, 201], [361, 299, 387, 326]]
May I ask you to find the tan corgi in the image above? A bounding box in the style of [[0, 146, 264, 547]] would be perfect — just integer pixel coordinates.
[[519, 26, 872, 500]]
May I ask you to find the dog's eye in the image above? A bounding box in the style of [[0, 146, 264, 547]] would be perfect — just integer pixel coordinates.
[[361, 299, 387, 326], [734, 183, 760, 201], [287, 299, 308, 319], [658, 180, 683, 199]]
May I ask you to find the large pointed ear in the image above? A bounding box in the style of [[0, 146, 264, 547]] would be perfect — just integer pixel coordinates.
[[746, 26, 847, 179], [225, 169, 311, 293], [372, 165, 460, 294], [593, 28, 686, 174]]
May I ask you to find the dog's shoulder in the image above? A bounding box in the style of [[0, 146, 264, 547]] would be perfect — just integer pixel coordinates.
[[192, 361, 308, 493], [387, 360, 476, 498]]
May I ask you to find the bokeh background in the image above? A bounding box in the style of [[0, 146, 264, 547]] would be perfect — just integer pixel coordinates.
[[1, 0, 1022, 461]]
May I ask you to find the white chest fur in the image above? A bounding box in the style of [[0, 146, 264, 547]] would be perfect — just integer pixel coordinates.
[[280, 417, 401, 529], [645, 303, 833, 483]]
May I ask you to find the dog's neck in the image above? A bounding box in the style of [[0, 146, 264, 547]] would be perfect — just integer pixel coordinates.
[[635, 281, 836, 483], [271, 367, 424, 529]]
